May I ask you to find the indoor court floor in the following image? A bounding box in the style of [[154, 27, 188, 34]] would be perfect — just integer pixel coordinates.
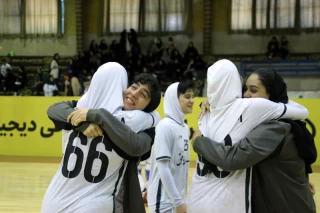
[[0, 157, 319, 213]]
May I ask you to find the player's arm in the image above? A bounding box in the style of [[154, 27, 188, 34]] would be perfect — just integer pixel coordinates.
[[154, 123, 186, 207], [252, 98, 308, 121], [86, 108, 154, 157], [193, 121, 287, 171], [47, 101, 89, 131], [157, 160, 185, 208]]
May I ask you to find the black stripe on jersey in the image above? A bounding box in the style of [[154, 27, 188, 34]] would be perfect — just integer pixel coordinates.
[[112, 160, 126, 213], [239, 115, 243, 122], [155, 179, 162, 213], [224, 134, 232, 146], [149, 113, 155, 127], [245, 167, 251, 213], [275, 104, 287, 120], [166, 115, 183, 126], [156, 156, 171, 161]]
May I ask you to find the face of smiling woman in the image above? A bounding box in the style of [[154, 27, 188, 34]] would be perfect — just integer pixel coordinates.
[[123, 83, 151, 110]]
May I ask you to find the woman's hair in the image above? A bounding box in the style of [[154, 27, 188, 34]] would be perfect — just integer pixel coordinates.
[[131, 73, 161, 112], [252, 68, 288, 103], [177, 80, 195, 97]]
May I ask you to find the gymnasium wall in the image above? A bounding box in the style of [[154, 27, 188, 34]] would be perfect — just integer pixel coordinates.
[[83, 0, 320, 55], [1, 0, 320, 56], [0, 0, 77, 56], [0, 97, 319, 166]]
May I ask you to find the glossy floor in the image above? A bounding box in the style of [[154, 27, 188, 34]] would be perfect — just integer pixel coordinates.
[[0, 157, 319, 213]]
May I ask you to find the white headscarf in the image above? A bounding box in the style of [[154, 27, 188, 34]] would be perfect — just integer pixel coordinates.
[[76, 62, 127, 114], [199, 59, 249, 142], [164, 82, 185, 125]]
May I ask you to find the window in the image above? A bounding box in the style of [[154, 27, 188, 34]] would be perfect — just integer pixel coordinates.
[[109, 0, 139, 32], [270, 0, 295, 28], [0, 0, 21, 34], [300, 0, 320, 28], [25, 0, 58, 35], [0, 0, 63, 36], [103, 0, 190, 34], [231, 0, 252, 30], [256, 0, 268, 29]]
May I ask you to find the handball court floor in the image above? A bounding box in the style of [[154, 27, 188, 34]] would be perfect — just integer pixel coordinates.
[[0, 156, 319, 213]]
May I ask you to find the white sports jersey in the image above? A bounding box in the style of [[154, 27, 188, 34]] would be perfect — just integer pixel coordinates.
[[188, 99, 308, 213], [41, 110, 159, 213], [148, 118, 190, 213]]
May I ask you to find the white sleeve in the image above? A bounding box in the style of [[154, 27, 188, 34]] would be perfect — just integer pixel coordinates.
[[157, 160, 184, 207], [250, 98, 308, 122], [154, 122, 173, 160], [43, 84, 48, 93], [282, 100, 309, 120], [116, 110, 159, 133]]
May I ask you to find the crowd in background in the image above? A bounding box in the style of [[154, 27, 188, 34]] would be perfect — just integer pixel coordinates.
[[0, 29, 206, 97]]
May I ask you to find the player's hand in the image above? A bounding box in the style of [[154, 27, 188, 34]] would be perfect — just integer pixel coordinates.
[[199, 98, 210, 118], [310, 182, 315, 196], [191, 128, 202, 147], [83, 123, 103, 137], [67, 108, 89, 126], [175, 203, 187, 213]]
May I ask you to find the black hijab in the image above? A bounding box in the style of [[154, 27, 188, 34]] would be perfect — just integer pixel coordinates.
[[254, 68, 317, 173]]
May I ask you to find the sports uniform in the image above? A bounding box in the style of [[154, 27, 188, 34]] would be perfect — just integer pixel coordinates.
[[187, 60, 309, 213], [148, 83, 190, 213], [41, 62, 159, 213]]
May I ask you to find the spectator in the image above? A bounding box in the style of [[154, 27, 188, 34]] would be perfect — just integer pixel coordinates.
[[83, 73, 92, 94], [13, 66, 27, 96], [50, 53, 60, 85], [0, 58, 11, 79], [279, 35, 290, 60], [63, 74, 73, 96], [89, 40, 99, 54], [32, 69, 47, 96], [185, 42, 199, 63], [43, 75, 58, 96], [99, 39, 109, 64], [267, 36, 279, 59], [149, 38, 164, 61]]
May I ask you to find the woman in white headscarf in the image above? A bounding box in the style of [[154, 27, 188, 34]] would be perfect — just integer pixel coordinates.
[[187, 59, 309, 213], [147, 81, 195, 213], [41, 62, 160, 213]]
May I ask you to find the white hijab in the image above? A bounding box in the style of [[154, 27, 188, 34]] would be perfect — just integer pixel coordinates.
[[199, 59, 249, 142], [164, 82, 185, 125], [76, 62, 127, 114]]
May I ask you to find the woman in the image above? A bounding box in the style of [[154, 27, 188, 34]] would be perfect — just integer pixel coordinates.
[[147, 81, 195, 213], [41, 63, 161, 213], [192, 67, 316, 213], [187, 59, 309, 213]]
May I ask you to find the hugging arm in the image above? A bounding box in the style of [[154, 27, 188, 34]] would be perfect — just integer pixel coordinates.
[[47, 101, 153, 157], [86, 108, 153, 156], [193, 121, 286, 171]]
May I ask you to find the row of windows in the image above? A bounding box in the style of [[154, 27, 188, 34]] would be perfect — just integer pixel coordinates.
[[2, 0, 319, 36], [232, 0, 320, 31]]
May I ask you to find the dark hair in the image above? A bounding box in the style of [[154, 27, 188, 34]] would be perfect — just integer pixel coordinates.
[[53, 53, 59, 60], [131, 73, 161, 112], [177, 80, 195, 97], [252, 68, 288, 103]]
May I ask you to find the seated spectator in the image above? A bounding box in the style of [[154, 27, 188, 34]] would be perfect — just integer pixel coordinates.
[[185, 42, 199, 63], [13, 66, 27, 96], [43, 75, 58, 96], [89, 40, 99, 54], [267, 36, 279, 59], [279, 35, 290, 60], [149, 38, 164, 61], [32, 69, 47, 96]]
